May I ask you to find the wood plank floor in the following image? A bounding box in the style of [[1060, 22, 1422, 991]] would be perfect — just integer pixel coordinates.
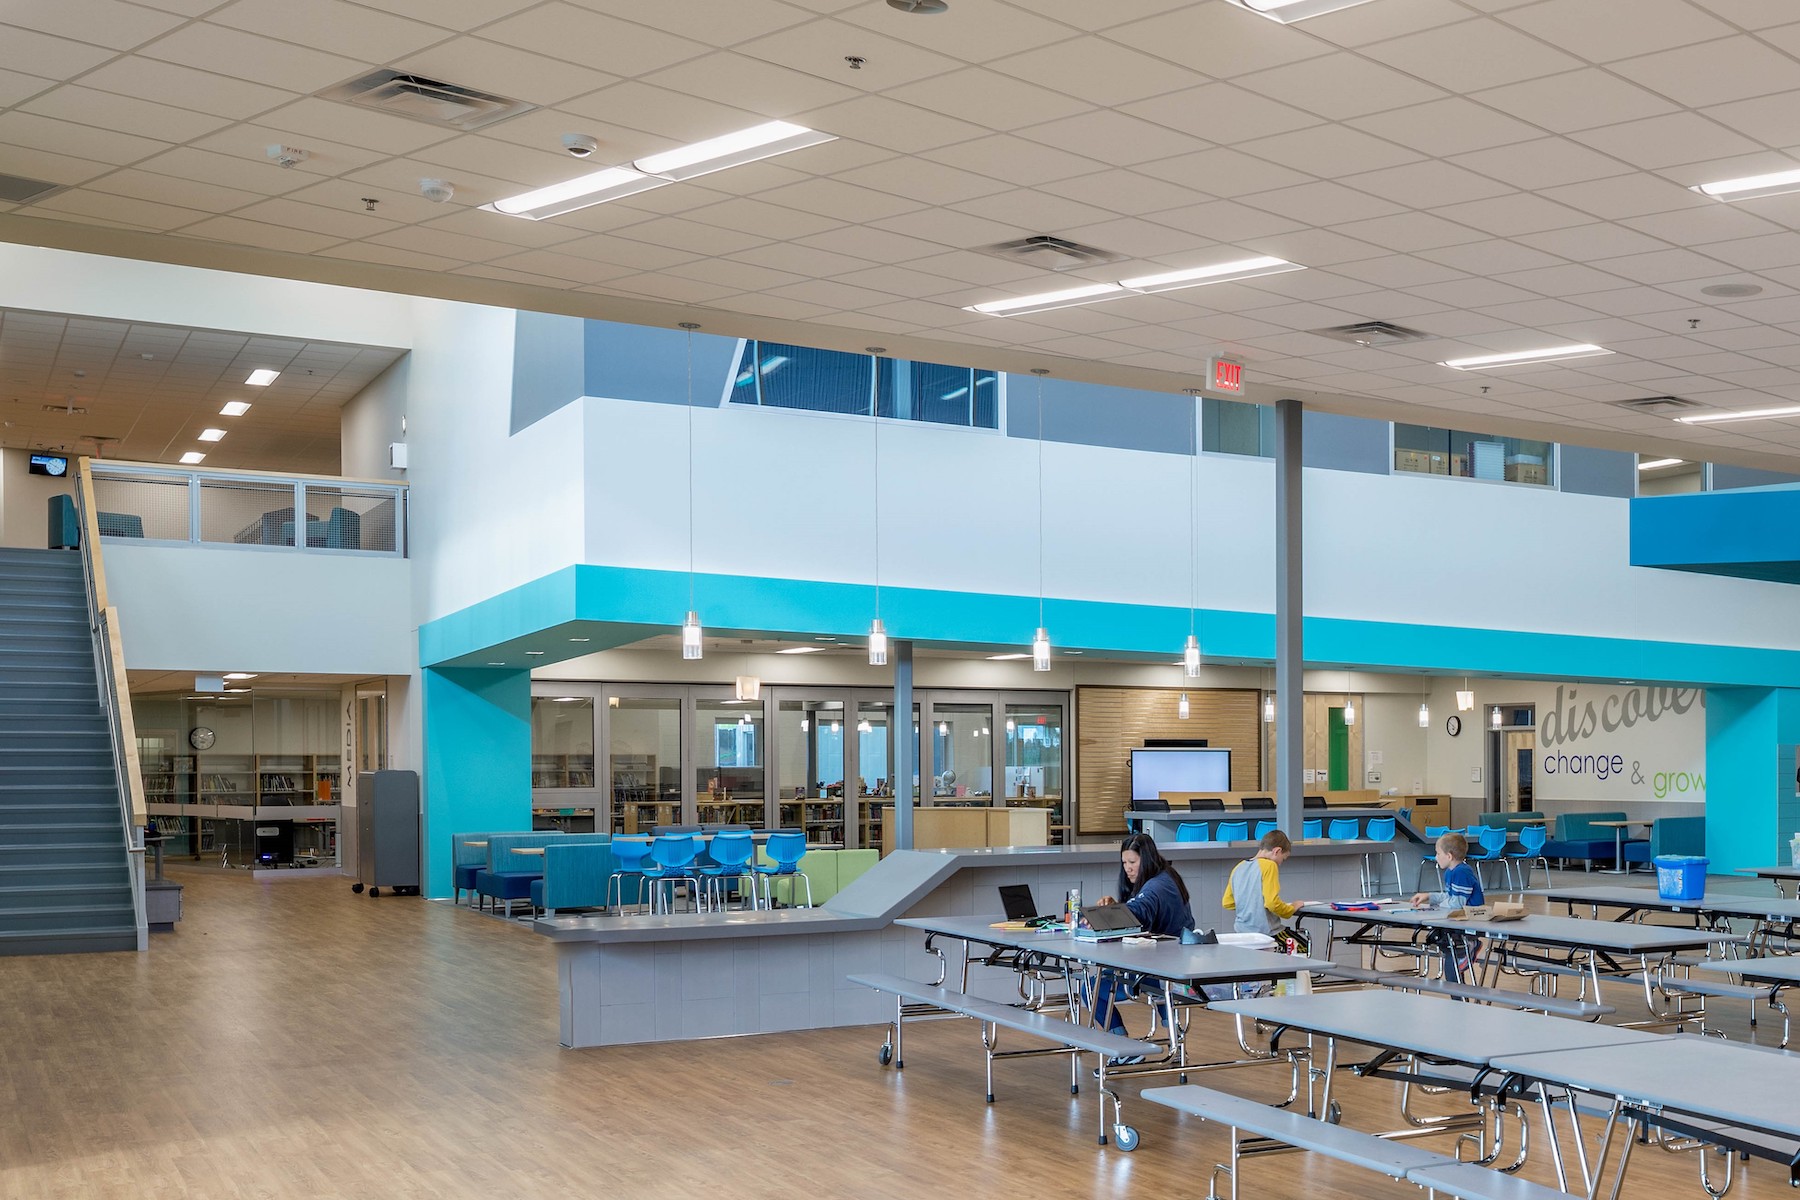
[[0, 866, 1786, 1199]]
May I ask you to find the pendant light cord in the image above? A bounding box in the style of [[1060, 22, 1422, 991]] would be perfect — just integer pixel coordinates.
[[1189, 397, 1199, 637], [1036, 372, 1045, 628], [872, 371, 881, 619], [685, 326, 696, 611]]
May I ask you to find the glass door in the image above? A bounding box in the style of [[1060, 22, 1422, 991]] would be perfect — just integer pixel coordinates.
[[853, 699, 918, 851], [1005, 701, 1066, 843], [601, 689, 682, 835], [775, 698, 845, 846], [693, 698, 766, 829], [927, 702, 994, 806]]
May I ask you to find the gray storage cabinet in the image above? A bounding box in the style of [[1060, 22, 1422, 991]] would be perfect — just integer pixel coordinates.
[[354, 770, 420, 896]]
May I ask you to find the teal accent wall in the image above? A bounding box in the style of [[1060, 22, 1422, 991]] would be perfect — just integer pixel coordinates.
[[1704, 687, 1800, 875], [422, 666, 532, 899], [1632, 487, 1800, 583]]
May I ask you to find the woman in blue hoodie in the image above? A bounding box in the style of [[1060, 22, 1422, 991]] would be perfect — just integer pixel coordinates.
[[1089, 834, 1195, 1044]]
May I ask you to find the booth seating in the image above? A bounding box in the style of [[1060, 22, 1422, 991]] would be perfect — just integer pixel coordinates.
[[750, 845, 878, 907], [451, 832, 499, 906], [530, 835, 616, 916], [1622, 815, 1704, 868], [1541, 811, 1642, 870], [475, 832, 566, 916]]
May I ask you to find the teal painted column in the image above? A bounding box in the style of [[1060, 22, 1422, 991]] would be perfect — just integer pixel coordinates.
[[422, 666, 532, 898], [1704, 687, 1800, 875]]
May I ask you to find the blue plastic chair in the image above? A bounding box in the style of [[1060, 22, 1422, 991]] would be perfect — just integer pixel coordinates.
[[1175, 822, 1212, 843], [607, 836, 653, 912], [1301, 819, 1322, 840], [1502, 824, 1550, 892], [1216, 820, 1250, 843], [1252, 819, 1277, 841], [1361, 817, 1400, 897], [1416, 825, 1452, 890], [641, 834, 701, 913], [1468, 825, 1511, 891], [1327, 818, 1360, 841], [699, 831, 757, 911], [753, 830, 813, 908]]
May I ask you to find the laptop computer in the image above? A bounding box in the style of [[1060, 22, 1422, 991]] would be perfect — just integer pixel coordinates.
[[1074, 903, 1143, 941], [998, 884, 1055, 926]]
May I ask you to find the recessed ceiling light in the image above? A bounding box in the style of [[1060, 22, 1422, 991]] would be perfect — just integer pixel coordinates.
[[635, 121, 836, 182], [1699, 283, 1763, 298], [486, 661, 507, 666], [197, 428, 226, 442], [1118, 255, 1303, 293], [1223, 0, 1379, 20], [179, 451, 205, 465], [1674, 404, 1800, 425], [776, 646, 827, 654], [220, 401, 251, 416], [1692, 167, 1800, 203], [966, 282, 1126, 316], [525, 650, 545, 656], [245, 369, 279, 386], [986, 653, 1031, 661], [223, 673, 257, 680], [814, 636, 840, 642], [569, 637, 590, 642], [1440, 344, 1612, 370], [1637, 458, 1684, 471]]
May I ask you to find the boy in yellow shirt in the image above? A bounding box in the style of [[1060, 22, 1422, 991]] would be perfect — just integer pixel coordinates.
[[1223, 830, 1305, 935]]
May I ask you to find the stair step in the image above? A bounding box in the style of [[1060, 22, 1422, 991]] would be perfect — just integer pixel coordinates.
[[0, 686, 99, 704], [0, 903, 136, 933], [0, 844, 130, 868], [0, 881, 132, 909], [0, 928, 138, 956], [0, 824, 126, 848], [0, 861, 128, 883], [0, 738, 114, 753]]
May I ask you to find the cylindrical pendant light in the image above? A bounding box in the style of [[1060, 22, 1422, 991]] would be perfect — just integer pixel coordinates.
[[1182, 634, 1201, 678], [1263, 693, 1275, 723], [1491, 705, 1503, 730], [1032, 627, 1052, 672], [868, 617, 888, 666], [681, 611, 703, 660], [1178, 692, 1191, 720], [1418, 702, 1430, 728]]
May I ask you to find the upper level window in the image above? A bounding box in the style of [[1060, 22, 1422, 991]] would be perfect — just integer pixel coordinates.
[[730, 340, 999, 429], [1394, 424, 1554, 487], [1202, 396, 1273, 458]]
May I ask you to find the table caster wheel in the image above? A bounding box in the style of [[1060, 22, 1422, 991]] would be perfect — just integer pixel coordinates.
[[1326, 1101, 1342, 1125], [370, 887, 381, 897], [1113, 1125, 1140, 1152], [878, 1044, 893, 1067], [351, 882, 364, 894]]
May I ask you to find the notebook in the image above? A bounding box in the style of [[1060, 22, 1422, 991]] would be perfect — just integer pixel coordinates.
[[1073, 903, 1143, 941]]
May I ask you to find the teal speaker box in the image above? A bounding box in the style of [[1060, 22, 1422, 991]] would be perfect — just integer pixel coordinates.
[[47, 494, 78, 550]]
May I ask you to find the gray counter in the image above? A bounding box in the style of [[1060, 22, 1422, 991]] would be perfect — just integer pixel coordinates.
[[539, 839, 1385, 1048]]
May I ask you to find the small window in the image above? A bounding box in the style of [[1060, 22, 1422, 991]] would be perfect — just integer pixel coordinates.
[[1394, 424, 1554, 487], [731, 340, 999, 429], [1202, 397, 1273, 458]]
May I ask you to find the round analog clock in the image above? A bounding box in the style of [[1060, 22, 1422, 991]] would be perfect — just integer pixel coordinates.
[[188, 726, 216, 750], [1444, 715, 1462, 737]]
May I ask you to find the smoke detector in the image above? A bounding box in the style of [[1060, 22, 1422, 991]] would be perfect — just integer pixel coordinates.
[[419, 178, 455, 204]]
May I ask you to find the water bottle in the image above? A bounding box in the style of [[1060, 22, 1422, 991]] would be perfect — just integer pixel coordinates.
[[1790, 833, 1800, 869], [1066, 886, 1082, 927]]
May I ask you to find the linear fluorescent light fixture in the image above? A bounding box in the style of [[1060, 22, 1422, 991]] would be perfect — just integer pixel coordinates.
[[244, 369, 279, 386], [1225, 0, 1380, 21], [634, 121, 835, 182], [485, 166, 669, 220], [219, 401, 251, 416], [179, 451, 205, 465], [1637, 458, 1683, 471], [1692, 167, 1800, 203], [1441, 344, 1612, 370], [197, 428, 226, 442], [966, 255, 1302, 316], [1675, 405, 1800, 425], [776, 646, 827, 654], [986, 652, 1031, 661], [1119, 255, 1303, 293]]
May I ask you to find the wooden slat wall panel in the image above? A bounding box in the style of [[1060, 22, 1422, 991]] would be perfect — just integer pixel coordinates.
[[1076, 687, 1259, 835], [1258, 693, 1362, 792]]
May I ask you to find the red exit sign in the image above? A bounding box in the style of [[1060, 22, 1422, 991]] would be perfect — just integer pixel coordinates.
[[1209, 358, 1246, 395]]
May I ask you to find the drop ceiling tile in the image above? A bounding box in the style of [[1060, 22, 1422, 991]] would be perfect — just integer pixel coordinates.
[[1332, 254, 1468, 288], [1296, 0, 1472, 47], [398, 37, 622, 107], [480, 4, 708, 75], [30, 189, 206, 232], [1404, 276, 1541, 308], [800, 95, 987, 154], [0, 112, 171, 167], [1498, 0, 1734, 63], [1241, 181, 1405, 226], [292, 177, 495, 227], [990, 37, 1207, 107], [1431, 192, 1597, 236], [1151, 198, 1305, 242], [176, 215, 341, 254], [230, 197, 401, 241], [1240, 53, 1446, 121], [1592, 247, 1735, 284], [1106, 4, 1334, 80], [1558, 286, 1690, 317], [1417, 238, 1565, 274], [881, 69, 1089, 133], [1497, 263, 1636, 296], [210, 0, 452, 61], [1004, 0, 1188, 34], [76, 56, 297, 120], [1237, 125, 1422, 178], [0, 24, 120, 79], [1515, 224, 1670, 264], [765, 278, 902, 311], [593, 272, 742, 304], [1015, 110, 1209, 168], [1056, 216, 1224, 260], [143, 24, 377, 98], [646, 52, 862, 120], [905, 250, 1042, 286], [1453, 138, 1639, 193], [681, 196, 845, 240], [410, 136, 574, 191], [716, 292, 836, 322], [863, 208, 1023, 252], [557, 234, 701, 271], [1345, 108, 1519, 175], [1342, 160, 1515, 208], [84, 169, 264, 215], [1037, 170, 1200, 216], [8, 0, 188, 51], [598, 214, 771, 258], [1698, 92, 1800, 149], [1477, 297, 1611, 328], [1700, 232, 1800, 271], [1572, 112, 1763, 171], [948, 189, 1117, 233], [748, 177, 921, 223], [1122, 83, 1321, 147], [1535, 175, 1709, 225], [1614, 36, 1800, 109], [582, 0, 813, 47], [736, 19, 959, 90], [0, 145, 117, 186], [1238, 228, 1387, 268], [1622, 203, 1784, 248], [1334, 211, 1489, 252], [1136, 148, 1310, 199], [921, 135, 1108, 187], [1360, 18, 1582, 92], [730, 241, 874, 276]]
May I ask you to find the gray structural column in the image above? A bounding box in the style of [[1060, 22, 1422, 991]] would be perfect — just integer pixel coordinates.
[[1274, 399, 1303, 837], [893, 639, 915, 851]]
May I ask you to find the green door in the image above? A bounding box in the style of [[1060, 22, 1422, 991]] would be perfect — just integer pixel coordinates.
[[1327, 708, 1349, 791]]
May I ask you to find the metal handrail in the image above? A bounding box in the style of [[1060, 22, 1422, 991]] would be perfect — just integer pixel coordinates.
[[73, 458, 149, 953]]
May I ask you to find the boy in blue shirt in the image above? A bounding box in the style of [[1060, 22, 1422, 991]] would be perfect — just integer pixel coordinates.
[[1411, 831, 1485, 982]]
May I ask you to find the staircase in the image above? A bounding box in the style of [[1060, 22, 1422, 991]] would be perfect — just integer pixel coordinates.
[[0, 547, 137, 954]]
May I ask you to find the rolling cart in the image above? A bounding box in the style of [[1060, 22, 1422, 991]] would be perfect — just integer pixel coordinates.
[[351, 769, 421, 897]]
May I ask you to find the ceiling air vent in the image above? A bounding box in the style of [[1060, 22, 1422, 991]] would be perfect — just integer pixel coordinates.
[[1610, 396, 1700, 415], [1312, 320, 1432, 347], [981, 235, 1126, 272], [0, 173, 68, 205], [323, 71, 536, 132]]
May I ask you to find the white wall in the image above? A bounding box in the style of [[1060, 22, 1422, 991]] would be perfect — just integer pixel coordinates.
[[0, 449, 74, 549], [340, 357, 410, 483]]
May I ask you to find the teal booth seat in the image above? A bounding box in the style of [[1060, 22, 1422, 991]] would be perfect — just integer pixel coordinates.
[[1541, 811, 1640, 869], [451, 831, 502, 906], [476, 831, 567, 916], [1623, 816, 1704, 867], [530, 835, 616, 916]]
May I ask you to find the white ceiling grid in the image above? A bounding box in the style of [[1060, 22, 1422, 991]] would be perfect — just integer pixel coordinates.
[[3, 1, 1800, 462]]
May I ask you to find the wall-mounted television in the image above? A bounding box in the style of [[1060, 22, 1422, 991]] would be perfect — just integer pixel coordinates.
[[1130, 747, 1231, 802], [28, 454, 68, 477]]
